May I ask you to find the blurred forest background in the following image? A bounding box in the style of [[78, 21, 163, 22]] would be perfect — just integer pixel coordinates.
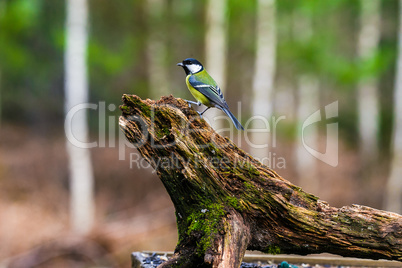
[[1, 0, 402, 267]]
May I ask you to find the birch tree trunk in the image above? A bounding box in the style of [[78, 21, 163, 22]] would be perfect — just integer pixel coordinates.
[[64, 0, 95, 234], [250, 0, 276, 164], [295, 75, 319, 194], [385, 0, 402, 214], [146, 0, 169, 98], [293, 11, 319, 194], [357, 0, 381, 168], [204, 0, 228, 131]]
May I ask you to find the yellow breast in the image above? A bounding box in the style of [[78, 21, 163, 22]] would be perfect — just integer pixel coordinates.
[[186, 75, 211, 107]]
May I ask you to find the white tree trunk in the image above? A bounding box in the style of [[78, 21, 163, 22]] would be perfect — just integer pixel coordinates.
[[65, 0, 94, 234], [293, 10, 319, 193], [249, 0, 276, 163], [295, 75, 319, 194], [146, 0, 169, 98], [204, 0, 228, 131], [357, 0, 381, 165], [385, 0, 402, 214], [274, 79, 296, 121]]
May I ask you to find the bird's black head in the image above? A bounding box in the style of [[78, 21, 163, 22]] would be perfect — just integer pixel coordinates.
[[177, 58, 204, 75]]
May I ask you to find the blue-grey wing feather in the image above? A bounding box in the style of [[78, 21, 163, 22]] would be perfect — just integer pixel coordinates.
[[188, 75, 228, 109], [188, 75, 244, 130]]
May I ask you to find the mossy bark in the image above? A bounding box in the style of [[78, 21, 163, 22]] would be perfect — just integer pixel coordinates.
[[120, 95, 402, 268]]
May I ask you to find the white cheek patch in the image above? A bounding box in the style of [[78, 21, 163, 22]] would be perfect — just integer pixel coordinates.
[[187, 64, 202, 74]]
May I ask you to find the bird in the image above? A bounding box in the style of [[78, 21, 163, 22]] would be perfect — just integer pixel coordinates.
[[177, 58, 244, 130]]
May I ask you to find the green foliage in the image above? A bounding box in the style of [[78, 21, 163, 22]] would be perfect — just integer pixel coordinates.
[[0, 0, 399, 152], [0, 0, 65, 124], [0, 0, 40, 71]]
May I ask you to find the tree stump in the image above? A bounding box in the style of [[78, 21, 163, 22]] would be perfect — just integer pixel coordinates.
[[119, 94, 402, 268]]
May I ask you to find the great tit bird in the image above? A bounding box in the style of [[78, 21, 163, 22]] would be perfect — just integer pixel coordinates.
[[177, 58, 244, 130]]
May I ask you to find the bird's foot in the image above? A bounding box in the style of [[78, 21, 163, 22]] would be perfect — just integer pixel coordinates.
[[197, 111, 203, 119], [198, 107, 210, 119], [185, 100, 201, 109]]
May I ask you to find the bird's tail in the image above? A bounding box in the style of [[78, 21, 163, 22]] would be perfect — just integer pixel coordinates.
[[220, 107, 244, 130]]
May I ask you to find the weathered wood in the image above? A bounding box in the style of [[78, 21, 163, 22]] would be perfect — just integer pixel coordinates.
[[119, 94, 402, 268]]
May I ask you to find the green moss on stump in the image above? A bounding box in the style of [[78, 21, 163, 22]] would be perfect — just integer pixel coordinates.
[[263, 245, 281, 255], [123, 94, 151, 117], [185, 202, 227, 256]]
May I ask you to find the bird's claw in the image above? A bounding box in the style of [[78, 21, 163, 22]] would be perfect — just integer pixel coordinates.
[[197, 111, 203, 119], [185, 100, 201, 109]]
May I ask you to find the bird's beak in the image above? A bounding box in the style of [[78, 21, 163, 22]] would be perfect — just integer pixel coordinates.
[[177, 62, 183, 67]]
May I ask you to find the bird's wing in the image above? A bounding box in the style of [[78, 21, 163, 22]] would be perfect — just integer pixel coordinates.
[[188, 75, 228, 109]]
